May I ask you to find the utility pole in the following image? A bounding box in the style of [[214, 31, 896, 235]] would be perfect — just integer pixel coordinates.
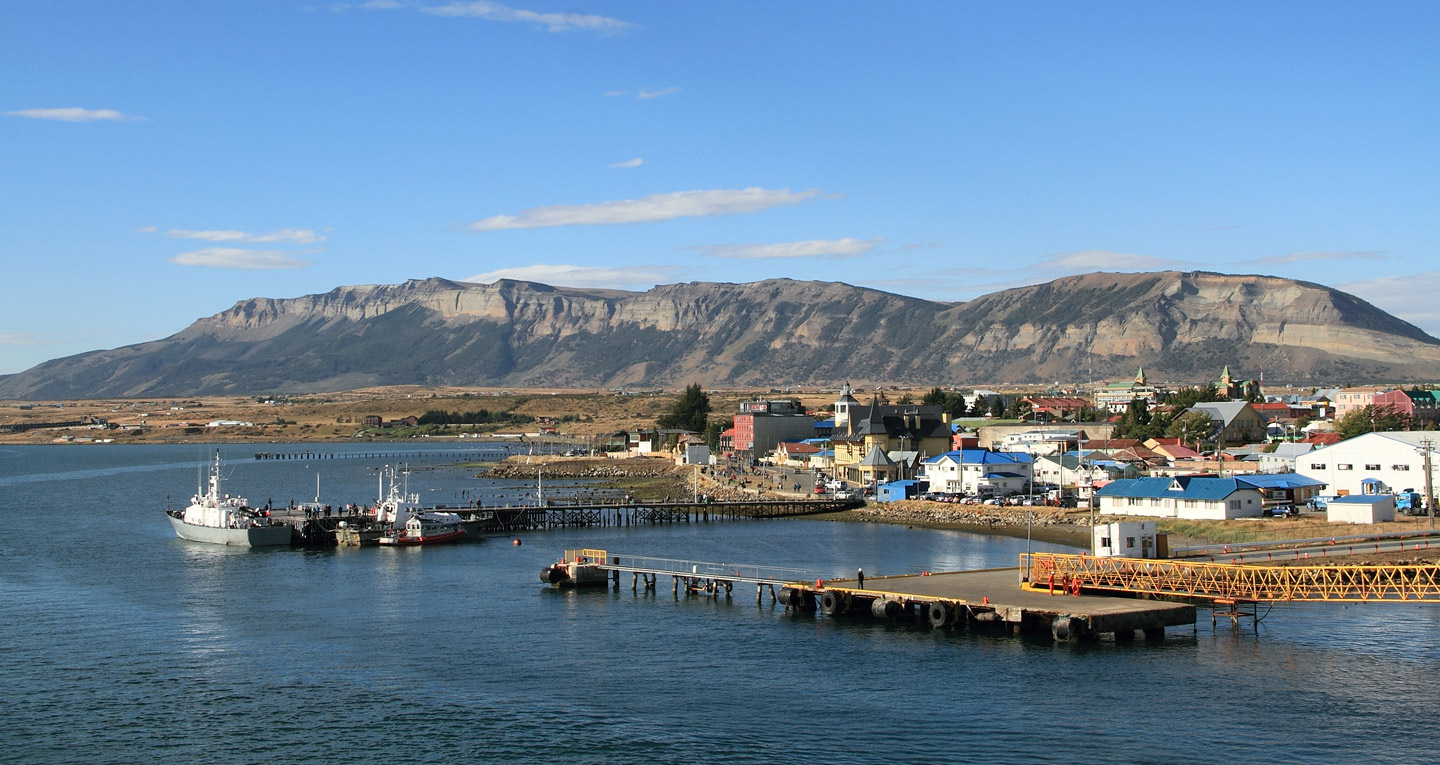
[[1422, 439, 1436, 529]]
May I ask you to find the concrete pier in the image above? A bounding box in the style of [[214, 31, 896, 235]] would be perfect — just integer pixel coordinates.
[[568, 550, 1197, 641], [798, 568, 1196, 640]]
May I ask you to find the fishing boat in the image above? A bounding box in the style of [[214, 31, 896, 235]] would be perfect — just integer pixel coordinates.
[[377, 511, 466, 546], [368, 464, 492, 540], [166, 452, 292, 547]]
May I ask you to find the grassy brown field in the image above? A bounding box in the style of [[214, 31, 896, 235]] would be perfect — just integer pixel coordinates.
[[0, 385, 843, 445]]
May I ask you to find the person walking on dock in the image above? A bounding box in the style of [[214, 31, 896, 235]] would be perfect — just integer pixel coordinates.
[[857, 568, 864, 589]]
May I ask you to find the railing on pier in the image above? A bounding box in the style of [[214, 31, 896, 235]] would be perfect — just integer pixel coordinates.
[[1022, 552, 1440, 603], [597, 551, 815, 585], [563, 549, 814, 600]]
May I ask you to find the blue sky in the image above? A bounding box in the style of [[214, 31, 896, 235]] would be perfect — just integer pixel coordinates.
[[3, 2, 1437, 375]]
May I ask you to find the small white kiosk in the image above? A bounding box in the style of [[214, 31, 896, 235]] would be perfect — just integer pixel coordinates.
[[1093, 520, 1157, 558]]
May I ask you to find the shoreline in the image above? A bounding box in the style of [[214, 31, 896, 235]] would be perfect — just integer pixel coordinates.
[[803, 508, 1091, 548]]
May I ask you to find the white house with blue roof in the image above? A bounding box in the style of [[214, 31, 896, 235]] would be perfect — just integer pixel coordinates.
[[920, 449, 1033, 497], [1096, 476, 1267, 520]]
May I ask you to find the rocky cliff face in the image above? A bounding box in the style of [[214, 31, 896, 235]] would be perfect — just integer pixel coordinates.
[[4, 271, 1438, 398]]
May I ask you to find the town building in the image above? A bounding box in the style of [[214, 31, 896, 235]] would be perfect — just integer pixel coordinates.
[[1094, 367, 1160, 413], [1092, 521, 1159, 558], [1373, 388, 1440, 428], [1021, 396, 1092, 423], [1297, 431, 1440, 498], [831, 398, 951, 485], [1186, 401, 1267, 445], [1334, 386, 1388, 420], [1258, 442, 1315, 473], [731, 398, 815, 461], [997, 428, 1085, 457], [1327, 495, 1396, 524], [1217, 366, 1261, 400], [1096, 475, 1267, 520], [919, 449, 1034, 497]]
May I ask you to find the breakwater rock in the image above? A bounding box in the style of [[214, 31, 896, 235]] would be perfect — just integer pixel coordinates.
[[484, 456, 683, 480], [849, 501, 1090, 530]]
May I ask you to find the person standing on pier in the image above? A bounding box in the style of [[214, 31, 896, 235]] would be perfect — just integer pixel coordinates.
[[858, 568, 864, 588]]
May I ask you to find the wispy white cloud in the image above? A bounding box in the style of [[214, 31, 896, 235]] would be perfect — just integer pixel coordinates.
[[462, 263, 677, 289], [636, 86, 680, 100], [867, 248, 1196, 304], [0, 331, 46, 346], [602, 87, 680, 100], [161, 228, 326, 244], [468, 187, 820, 231], [6, 107, 139, 122], [1241, 250, 1385, 266], [689, 237, 882, 260], [1340, 271, 1440, 338], [1033, 249, 1189, 272], [169, 248, 310, 270], [361, 0, 405, 8], [134, 225, 158, 233], [421, 1, 630, 33], [609, 157, 644, 169]]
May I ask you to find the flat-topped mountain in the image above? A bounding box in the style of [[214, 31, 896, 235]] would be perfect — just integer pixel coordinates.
[[4, 271, 1439, 398]]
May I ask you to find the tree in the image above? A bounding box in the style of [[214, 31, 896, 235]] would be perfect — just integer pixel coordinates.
[[989, 396, 1006, 418], [1009, 399, 1033, 421], [703, 417, 732, 450], [921, 387, 947, 407], [1164, 384, 1226, 410], [1167, 410, 1218, 449], [657, 384, 711, 433], [1336, 403, 1411, 440]]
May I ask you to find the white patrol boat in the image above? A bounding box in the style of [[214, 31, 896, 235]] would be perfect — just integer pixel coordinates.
[[166, 452, 291, 547]]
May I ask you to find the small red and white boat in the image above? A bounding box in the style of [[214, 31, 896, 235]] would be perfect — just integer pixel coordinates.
[[378, 511, 466, 546]]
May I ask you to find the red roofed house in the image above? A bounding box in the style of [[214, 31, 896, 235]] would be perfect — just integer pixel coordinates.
[[774, 441, 821, 467], [1022, 396, 1092, 423]]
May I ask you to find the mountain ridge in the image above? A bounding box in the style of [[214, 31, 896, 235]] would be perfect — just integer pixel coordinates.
[[4, 270, 1438, 398]]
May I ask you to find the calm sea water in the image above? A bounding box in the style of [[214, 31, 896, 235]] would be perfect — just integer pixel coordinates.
[[3, 443, 1439, 763]]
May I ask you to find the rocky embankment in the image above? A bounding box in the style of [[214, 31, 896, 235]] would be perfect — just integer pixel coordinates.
[[484, 456, 681, 479], [850, 500, 1091, 532]]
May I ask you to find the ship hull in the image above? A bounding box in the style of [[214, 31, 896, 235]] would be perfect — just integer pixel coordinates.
[[167, 514, 292, 547]]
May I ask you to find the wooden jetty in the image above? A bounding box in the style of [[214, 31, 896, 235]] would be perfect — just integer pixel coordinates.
[[492, 497, 859, 531], [267, 498, 857, 546], [252, 447, 511, 461], [553, 549, 1197, 642]]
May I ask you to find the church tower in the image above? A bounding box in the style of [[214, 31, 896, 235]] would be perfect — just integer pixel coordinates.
[[834, 382, 860, 434]]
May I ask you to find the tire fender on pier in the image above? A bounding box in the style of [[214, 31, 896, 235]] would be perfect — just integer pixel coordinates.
[[1051, 615, 1089, 642], [870, 598, 903, 619], [819, 590, 843, 616], [926, 602, 951, 628]]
